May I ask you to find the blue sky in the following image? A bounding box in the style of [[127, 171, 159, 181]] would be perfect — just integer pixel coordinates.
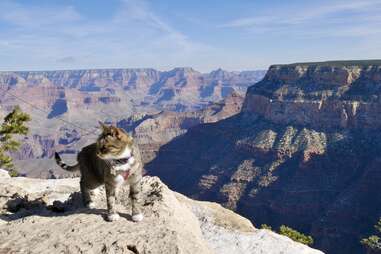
[[0, 0, 380, 72]]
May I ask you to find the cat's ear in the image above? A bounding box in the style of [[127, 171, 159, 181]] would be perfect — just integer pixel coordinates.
[[113, 127, 132, 140], [110, 126, 119, 137], [113, 127, 124, 139], [117, 127, 127, 135], [99, 121, 108, 132]]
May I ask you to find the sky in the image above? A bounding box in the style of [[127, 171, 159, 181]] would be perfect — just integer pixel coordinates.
[[0, 0, 380, 72]]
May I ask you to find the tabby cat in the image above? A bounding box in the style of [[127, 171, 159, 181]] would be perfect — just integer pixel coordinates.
[[54, 123, 144, 222]]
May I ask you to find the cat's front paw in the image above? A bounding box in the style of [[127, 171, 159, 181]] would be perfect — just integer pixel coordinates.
[[86, 202, 96, 209], [106, 213, 120, 222], [132, 213, 144, 222]]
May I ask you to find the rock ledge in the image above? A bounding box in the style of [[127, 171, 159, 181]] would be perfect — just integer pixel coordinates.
[[0, 176, 323, 254]]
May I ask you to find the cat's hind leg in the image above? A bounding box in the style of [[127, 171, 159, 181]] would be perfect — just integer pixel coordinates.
[[80, 179, 96, 209]]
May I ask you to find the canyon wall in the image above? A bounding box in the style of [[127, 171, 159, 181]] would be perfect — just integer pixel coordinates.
[[243, 61, 381, 129], [147, 60, 381, 254]]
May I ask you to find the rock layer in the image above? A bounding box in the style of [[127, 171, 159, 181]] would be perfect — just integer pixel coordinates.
[[243, 61, 381, 129]]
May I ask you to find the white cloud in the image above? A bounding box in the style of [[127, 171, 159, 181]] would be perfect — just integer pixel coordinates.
[[113, 0, 210, 55], [220, 0, 381, 38], [57, 56, 76, 64], [0, 0, 214, 71], [0, 1, 81, 28], [1, 0, 379, 71]]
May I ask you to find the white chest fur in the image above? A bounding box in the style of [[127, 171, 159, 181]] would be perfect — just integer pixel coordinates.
[[114, 174, 125, 185], [113, 156, 135, 185]]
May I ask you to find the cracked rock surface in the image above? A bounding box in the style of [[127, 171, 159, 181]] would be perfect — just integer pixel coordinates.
[[0, 175, 322, 254]]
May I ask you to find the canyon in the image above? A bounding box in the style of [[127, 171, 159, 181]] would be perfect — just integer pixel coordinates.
[[2, 61, 381, 253], [146, 60, 381, 254], [0, 68, 264, 177]]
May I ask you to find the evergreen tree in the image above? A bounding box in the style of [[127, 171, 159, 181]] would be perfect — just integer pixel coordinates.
[[0, 106, 30, 175], [260, 224, 273, 230], [258, 223, 314, 246], [361, 218, 381, 252], [279, 225, 314, 246]]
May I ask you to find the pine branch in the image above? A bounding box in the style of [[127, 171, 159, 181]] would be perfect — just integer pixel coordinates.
[[0, 106, 30, 170]]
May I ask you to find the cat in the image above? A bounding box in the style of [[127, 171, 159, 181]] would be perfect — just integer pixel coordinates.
[[54, 122, 144, 222]]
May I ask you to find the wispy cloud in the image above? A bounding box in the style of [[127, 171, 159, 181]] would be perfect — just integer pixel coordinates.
[[114, 0, 209, 55], [115, 0, 174, 33], [0, 0, 380, 71], [0, 1, 81, 28], [222, 0, 381, 28], [56, 56, 76, 64], [0, 0, 212, 71], [221, 0, 381, 38]]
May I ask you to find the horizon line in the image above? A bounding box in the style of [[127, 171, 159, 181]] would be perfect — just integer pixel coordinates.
[[0, 66, 268, 74]]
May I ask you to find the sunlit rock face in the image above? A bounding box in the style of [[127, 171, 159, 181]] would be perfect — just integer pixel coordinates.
[[147, 60, 381, 254], [243, 61, 381, 129]]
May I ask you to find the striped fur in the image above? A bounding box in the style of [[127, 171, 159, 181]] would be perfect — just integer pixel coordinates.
[[54, 152, 80, 171]]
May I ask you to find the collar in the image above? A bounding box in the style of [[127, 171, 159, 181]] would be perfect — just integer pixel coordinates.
[[110, 157, 130, 166], [108, 156, 132, 177]]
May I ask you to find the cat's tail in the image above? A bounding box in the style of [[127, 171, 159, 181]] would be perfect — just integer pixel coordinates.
[[54, 152, 80, 172]]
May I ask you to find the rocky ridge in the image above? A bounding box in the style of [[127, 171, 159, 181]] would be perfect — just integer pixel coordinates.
[[244, 60, 381, 129], [0, 173, 322, 254], [0, 68, 264, 113], [146, 60, 381, 254], [119, 92, 245, 163], [0, 68, 264, 177]]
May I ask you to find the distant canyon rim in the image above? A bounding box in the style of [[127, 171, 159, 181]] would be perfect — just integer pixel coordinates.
[[0, 67, 265, 177]]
